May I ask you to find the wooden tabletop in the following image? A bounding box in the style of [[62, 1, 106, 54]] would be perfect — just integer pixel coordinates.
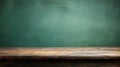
[[0, 47, 120, 59]]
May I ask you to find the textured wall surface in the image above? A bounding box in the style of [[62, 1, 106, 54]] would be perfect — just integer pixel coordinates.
[[0, 0, 120, 47]]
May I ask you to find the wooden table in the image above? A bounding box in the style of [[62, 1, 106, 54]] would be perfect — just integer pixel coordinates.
[[0, 47, 120, 67]]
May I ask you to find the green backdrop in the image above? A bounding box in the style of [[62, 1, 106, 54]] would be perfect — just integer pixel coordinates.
[[0, 0, 120, 47]]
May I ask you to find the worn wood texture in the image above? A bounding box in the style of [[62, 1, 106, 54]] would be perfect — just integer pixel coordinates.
[[0, 47, 120, 59]]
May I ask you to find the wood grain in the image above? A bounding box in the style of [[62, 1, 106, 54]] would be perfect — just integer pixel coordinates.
[[0, 47, 120, 59]]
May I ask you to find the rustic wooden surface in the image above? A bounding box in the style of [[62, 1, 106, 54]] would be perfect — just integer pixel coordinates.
[[0, 47, 120, 59]]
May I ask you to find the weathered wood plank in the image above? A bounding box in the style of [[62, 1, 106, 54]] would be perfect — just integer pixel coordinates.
[[0, 47, 120, 59]]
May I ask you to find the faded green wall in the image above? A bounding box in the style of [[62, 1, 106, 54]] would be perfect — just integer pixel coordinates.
[[0, 0, 120, 47]]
